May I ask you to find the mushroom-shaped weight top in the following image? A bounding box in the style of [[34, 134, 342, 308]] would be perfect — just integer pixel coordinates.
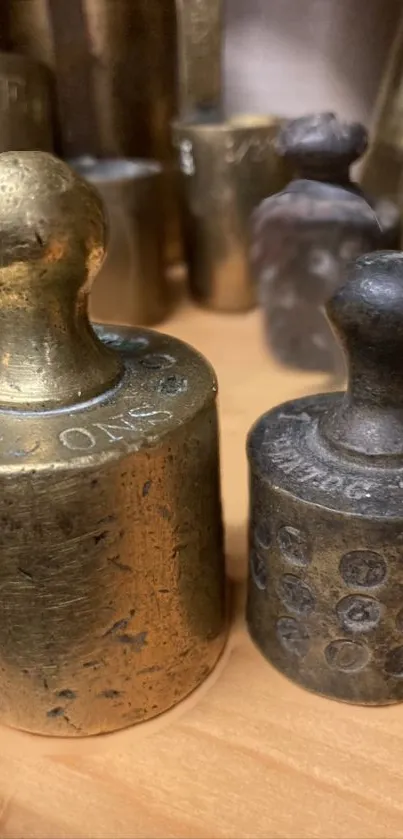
[[0, 151, 122, 410], [322, 250, 403, 456]]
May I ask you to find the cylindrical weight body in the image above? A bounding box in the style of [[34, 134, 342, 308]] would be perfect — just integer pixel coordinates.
[[0, 325, 226, 736], [248, 432, 403, 704], [70, 158, 169, 327], [0, 151, 226, 736], [0, 51, 54, 152], [173, 117, 288, 313], [7, 0, 181, 263]]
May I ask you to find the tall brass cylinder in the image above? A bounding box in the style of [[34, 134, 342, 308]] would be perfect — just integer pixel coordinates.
[[7, 0, 181, 262], [361, 8, 403, 203], [70, 157, 170, 327], [0, 51, 54, 152], [0, 150, 226, 737], [173, 117, 288, 312], [175, 0, 223, 119]]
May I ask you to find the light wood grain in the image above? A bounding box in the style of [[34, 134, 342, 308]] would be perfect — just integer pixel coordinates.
[[2, 295, 402, 839]]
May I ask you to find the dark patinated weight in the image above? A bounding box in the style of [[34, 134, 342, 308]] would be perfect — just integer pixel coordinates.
[[251, 113, 400, 373], [0, 151, 226, 736], [247, 250, 403, 705]]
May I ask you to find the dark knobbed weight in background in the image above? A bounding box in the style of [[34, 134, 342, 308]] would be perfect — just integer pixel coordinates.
[[251, 113, 400, 373], [247, 250, 403, 705], [69, 156, 170, 328], [0, 151, 226, 737]]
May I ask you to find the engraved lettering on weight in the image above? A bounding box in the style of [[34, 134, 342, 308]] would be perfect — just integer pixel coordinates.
[[320, 475, 343, 492], [297, 467, 322, 484], [92, 413, 139, 442], [59, 409, 173, 451], [266, 433, 384, 497], [59, 427, 96, 451], [344, 480, 373, 500]]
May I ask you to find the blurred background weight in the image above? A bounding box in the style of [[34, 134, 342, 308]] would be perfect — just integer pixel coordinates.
[[0, 0, 402, 325]]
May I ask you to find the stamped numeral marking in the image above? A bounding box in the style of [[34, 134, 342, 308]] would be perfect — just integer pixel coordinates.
[[276, 574, 315, 617], [277, 525, 311, 567], [325, 639, 370, 673], [339, 551, 387, 589], [276, 617, 310, 657], [336, 595, 382, 633]]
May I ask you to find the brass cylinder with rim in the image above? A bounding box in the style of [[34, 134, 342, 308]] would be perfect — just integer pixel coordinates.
[[70, 157, 170, 327], [173, 116, 288, 312], [0, 150, 226, 737]]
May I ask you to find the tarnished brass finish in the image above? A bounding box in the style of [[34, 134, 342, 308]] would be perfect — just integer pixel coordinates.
[[173, 116, 288, 312], [0, 151, 226, 737], [175, 0, 223, 119], [0, 51, 54, 152], [247, 250, 403, 705], [69, 157, 169, 327], [7, 0, 181, 263]]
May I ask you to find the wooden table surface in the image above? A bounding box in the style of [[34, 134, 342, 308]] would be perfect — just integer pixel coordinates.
[[1, 294, 403, 839]]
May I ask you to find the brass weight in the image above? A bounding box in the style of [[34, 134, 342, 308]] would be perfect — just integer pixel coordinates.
[[0, 151, 226, 737], [173, 116, 288, 312], [173, 0, 289, 312], [0, 51, 54, 153], [69, 156, 170, 327]]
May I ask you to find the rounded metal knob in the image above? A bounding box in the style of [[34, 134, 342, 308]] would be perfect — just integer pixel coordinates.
[[276, 112, 368, 176], [321, 250, 403, 457], [0, 150, 122, 411]]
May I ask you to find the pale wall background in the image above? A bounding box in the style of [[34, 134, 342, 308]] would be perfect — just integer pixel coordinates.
[[224, 0, 401, 128]]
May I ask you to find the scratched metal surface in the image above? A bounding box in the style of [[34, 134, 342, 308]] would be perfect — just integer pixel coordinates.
[[0, 151, 226, 736]]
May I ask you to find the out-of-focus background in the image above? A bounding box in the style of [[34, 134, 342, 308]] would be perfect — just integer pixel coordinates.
[[225, 0, 399, 124], [0, 0, 402, 329]]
